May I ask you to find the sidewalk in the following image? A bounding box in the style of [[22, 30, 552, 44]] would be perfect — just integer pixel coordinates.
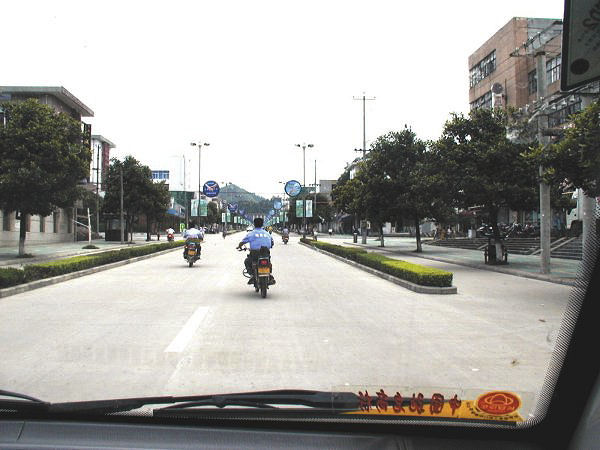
[[317, 236, 581, 286], [0, 233, 181, 268]]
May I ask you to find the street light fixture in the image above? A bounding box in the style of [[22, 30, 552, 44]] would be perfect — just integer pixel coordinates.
[[294, 143, 314, 238]]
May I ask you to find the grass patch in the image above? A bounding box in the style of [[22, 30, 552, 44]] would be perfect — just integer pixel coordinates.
[[0, 241, 184, 288], [301, 238, 452, 287]]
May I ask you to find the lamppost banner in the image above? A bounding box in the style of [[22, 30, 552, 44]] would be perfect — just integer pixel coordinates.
[[296, 200, 304, 217], [306, 199, 313, 218]]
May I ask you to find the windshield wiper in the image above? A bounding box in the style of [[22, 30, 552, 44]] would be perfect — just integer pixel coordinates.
[[43, 390, 360, 415], [0, 389, 50, 413]]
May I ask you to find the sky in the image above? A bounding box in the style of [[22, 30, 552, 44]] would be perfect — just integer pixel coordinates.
[[2, 0, 565, 198]]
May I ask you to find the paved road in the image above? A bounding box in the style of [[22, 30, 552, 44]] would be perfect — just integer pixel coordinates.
[[0, 234, 573, 418]]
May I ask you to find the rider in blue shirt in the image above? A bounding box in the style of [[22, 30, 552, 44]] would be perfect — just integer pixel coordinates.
[[237, 217, 275, 285]]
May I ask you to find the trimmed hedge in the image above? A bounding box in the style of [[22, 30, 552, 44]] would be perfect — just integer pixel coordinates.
[[301, 238, 452, 287], [0, 267, 27, 288], [0, 241, 184, 288]]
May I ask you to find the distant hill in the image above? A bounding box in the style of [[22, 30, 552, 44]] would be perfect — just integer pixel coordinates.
[[219, 183, 274, 214]]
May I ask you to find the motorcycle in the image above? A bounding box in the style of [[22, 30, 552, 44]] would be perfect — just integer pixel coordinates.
[[282, 235, 289, 244], [167, 232, 174, 242], [239, 246, 272, 298], [184, 241, 201, 267]]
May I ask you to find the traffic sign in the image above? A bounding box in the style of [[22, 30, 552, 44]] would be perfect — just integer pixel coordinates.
[[203, 180, 220, 198], [228, 203, 237, 213], [285, 180, 302, 197], [562, 0, 600, 90]]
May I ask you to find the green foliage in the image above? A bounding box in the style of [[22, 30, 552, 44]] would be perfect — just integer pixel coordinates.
[[0, 99, 91, 217], [434, 108, 538, 235], [82, 244, 99, 249], [302, 239, 452, 287], [541, 101, 600, 197], [0, 268, 27, 288], [0, 241, 184, 288], [102, 156, 170, 239]]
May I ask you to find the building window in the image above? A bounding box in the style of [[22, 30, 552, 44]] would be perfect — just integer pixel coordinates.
[[2, 210, 11, 231], [547, 54, 561, 84], [469, 50, 497, 88], [470, 91, 493, 110], [152, 170, 170, 180], [53, 211, 60, 233], [39, 215, 46, 232], [548, 96, 582, 128], [528, 70, 537, 95]]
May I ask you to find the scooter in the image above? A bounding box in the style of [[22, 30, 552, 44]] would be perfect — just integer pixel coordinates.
[[167, 232, 174, 242], [282, 235, 289, 244], [184, 241, 201, 267], [239, 246, 273, 298]]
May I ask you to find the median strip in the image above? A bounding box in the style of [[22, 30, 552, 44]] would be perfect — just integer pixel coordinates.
[[0, 241, 185, 298], [300, 238, 456, 294]]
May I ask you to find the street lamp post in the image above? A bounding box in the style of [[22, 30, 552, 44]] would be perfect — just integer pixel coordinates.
[[190, 141, 210, 224], [294, 143, 314, 238], [120, 164, 124, 244]]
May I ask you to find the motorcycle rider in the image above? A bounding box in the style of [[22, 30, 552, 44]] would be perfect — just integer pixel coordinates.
[[237, 217, 275, 285], [183, 221, 204, 259]]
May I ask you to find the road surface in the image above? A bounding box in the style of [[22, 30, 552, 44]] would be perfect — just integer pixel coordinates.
[[0, 234, 573, 418]]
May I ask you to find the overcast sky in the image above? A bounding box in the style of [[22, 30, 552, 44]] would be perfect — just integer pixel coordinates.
[[3, 1, 564, 198]]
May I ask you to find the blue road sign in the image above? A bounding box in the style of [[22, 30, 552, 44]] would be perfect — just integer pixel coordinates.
[[203, 181, 220, 198]]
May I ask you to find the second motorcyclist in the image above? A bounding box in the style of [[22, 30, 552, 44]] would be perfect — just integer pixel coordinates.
[[183, 221, 204, 259], [237, 217, 275, 285]]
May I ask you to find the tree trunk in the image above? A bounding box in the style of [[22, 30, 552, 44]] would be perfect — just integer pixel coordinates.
[[146, 216, 151, 241], [18, 212, 26, 256], [379, 224, 385, 247], [415, 217, 422, 252], [489, 208, 500, 239], [129, 216, 134, 242]]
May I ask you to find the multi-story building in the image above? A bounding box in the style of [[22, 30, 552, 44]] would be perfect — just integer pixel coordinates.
[[469, 18, 564, 112], [467, 18, 600, 232], [90, 135, 115, 193], [0, 86, 94, 246]]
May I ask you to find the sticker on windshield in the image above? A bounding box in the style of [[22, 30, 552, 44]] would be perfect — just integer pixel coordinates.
[[345, 389, 523, 423]]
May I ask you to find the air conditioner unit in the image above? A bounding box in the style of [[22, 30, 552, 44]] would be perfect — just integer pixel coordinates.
[[492, 93, 504, 108]]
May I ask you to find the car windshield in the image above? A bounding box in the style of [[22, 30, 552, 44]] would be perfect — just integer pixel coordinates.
[[0, 0, 598, 428]]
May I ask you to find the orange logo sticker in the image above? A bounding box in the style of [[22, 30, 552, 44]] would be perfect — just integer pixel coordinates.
[[476, 391, 520, 415]]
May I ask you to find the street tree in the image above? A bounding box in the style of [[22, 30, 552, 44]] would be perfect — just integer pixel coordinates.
[[142, 180, 170, 240], [434, 108, 538, 238], [358, 129, 451, 251], [0, 99, 91, 256], [332, 165, 364, 232], [103, 156, 162, 242], [539, 100, 600, 197]]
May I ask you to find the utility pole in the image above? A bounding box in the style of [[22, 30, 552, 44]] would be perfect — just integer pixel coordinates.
[[183, 155, 188, 228], [536, 51, 551, 274], [314, 160, 318, 232], [353, 92, 376, 157], [353, 92, 375, 244], [119, 165, 124, 244], [509, 21, 563, 273]]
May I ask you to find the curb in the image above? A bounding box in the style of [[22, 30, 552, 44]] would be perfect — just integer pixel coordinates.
[[0, 240, 180, 268], [299, 242, 457, 295], [344, 242, 576, 287], [0, 246, 183, 299]]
